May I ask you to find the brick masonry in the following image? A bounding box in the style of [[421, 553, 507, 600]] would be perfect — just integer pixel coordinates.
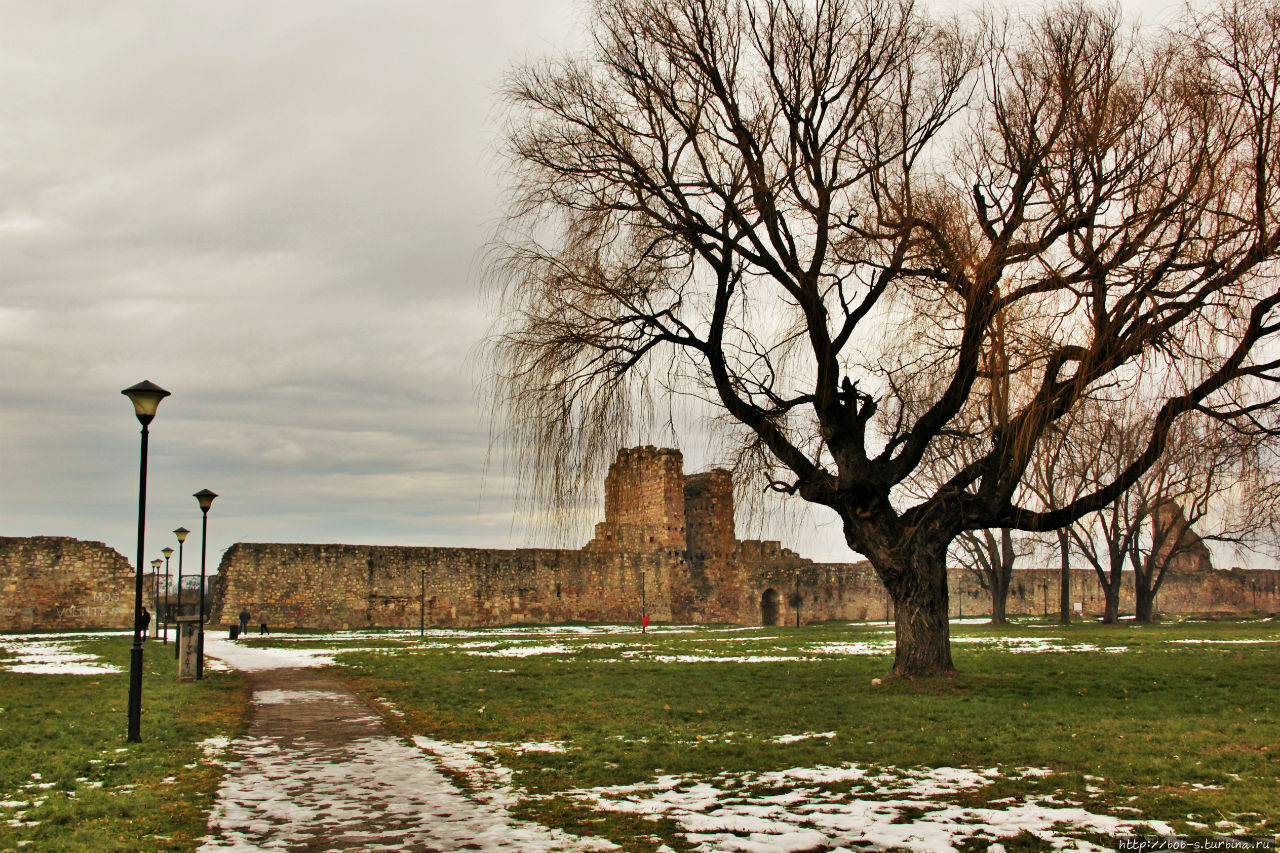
[[205, 447, 1280, 629], [0, 536, 135, 629], [4, 449, 1279, 630]]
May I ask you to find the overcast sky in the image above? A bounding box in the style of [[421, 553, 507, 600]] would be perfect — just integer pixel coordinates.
[[1, 0, 1192, 572]]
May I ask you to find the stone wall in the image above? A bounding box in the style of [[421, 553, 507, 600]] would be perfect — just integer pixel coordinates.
[[8, 448, 1277, 632], [210, 542, 677, 630], [948, 565, 1280, 619], [209, 446, 881, 629], [206, 447, 1280, 630], [0, 536, 135, 629]]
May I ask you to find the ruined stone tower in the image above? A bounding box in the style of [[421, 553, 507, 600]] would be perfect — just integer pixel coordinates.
[[587, 446, 688, 555], [684, 469, 735, 563], [1151, 500, 1214, 574]]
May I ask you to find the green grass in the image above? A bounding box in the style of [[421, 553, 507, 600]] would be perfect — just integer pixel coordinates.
[[0, 633, 247, 853], [3, 619, 1275, 852], [294, 618, 1279, 850]]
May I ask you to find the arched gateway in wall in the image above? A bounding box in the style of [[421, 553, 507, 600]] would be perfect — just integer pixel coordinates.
[[761, 588, 779, 626]]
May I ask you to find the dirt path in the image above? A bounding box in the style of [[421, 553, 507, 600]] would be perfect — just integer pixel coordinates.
[[200, 640, 614, 852]]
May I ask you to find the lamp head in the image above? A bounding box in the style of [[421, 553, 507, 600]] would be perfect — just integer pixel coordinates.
[[151, 559, 162, 570], [174, 527, 189, 543], [121, 380, 170, 425], [162, 547, 174, 559], [194, 489, 218, 511]]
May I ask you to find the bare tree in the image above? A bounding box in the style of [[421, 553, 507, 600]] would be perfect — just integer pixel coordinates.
[[1063, 411, 1153, 623], [952, 526, 1037, 623], [1057, 406, 1272, 623], [1026, 410, 1094, 625], [1129, 418, 1274, 621], [487, 0, 1280, 676]]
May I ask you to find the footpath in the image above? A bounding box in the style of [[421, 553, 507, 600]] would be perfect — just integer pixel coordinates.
[[199, 638, 614, 853]]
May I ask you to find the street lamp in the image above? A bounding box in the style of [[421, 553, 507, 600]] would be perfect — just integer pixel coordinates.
[[640, 568, 647, 634], [122, 379, 170, 743], [173, 528, 188, 659], [161, 547, 173, 643], [150, 559, 162, 639], [793, 568, 802, 628], [194, 489, 217, 679]]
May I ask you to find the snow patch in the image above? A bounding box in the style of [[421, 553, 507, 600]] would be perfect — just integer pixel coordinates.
[[559, 763, 1173, 852], [0, 635, 122, 675], [770, 732, 837, 744], [254, 689, 348, 705], [465, 644, 577, 658], [202, 733, 614, 852]]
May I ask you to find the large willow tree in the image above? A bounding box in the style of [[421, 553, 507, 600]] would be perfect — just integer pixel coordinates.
[[486, 0, 1280, 676]]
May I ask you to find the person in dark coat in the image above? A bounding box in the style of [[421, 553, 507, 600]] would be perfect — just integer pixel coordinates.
[[140, 607, 151, 639], [238, 609, 251, 634]]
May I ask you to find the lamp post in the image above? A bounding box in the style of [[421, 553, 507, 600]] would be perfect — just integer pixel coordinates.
[[122, 379, 170, 743], [173, 527, 188, 659], [194, 489, 217, 679], [640, 568, 647, 634], [150, 559, 162, 638], [161, 547, 173, 643], [419, 569, 426, 637], [794, 569, 802, 628]]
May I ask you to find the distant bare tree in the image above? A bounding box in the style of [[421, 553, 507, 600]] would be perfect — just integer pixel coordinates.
[[1129, 418, 1275, 621], [1026, 409, 1094, 624], [952, 526, 1037, 623], [1060, 407, 1273, 622], [487, 0, 1280, 676], [1061, 410, 1160, 623]]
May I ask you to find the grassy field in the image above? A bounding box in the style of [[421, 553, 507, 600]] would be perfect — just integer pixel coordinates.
[[0, 632, 246, 853], [317, 618, 1280, 851], [1, 618, 1276, 852]]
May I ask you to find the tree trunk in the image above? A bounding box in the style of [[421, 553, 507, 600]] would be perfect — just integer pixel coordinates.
[[990, 585, 1007, 624], [1134, 579, 1157, 622], [1057, 529, 1071, 625], [1133, 547, 1166, 624], [988, 528, 1014, 626], [882, 546, 955, 677], [1097, 545, 1126, 624], [1102, 594, 1119, 623]]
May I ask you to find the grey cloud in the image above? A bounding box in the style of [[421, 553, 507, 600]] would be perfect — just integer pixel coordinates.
[[1, 0, 1181, 571], [1, 0, 585, 566]]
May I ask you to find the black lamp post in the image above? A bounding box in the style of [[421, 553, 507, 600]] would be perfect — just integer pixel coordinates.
[[794, 569, 802, 628], [150, 559, 162, 638], [173, 527, 188, 659], [194, 489, 217, 679], [640, 568, 647, 634], [161, 547, 173, 643], [122, 379, 170, 743]]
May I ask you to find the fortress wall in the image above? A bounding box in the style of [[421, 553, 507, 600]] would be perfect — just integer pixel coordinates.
[[0, 536, 135, 629], [5, 533, 1269, 633], [6, 447, 1279, 632], [685, 537, 878, 626], [949, 567, 1280, 619], [209, 542, 677, 630]]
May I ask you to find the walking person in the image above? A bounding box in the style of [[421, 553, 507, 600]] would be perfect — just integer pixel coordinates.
[[139, 606, 151, 640], [258, 611, 269, 635], [238, 608, 250, 635]]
